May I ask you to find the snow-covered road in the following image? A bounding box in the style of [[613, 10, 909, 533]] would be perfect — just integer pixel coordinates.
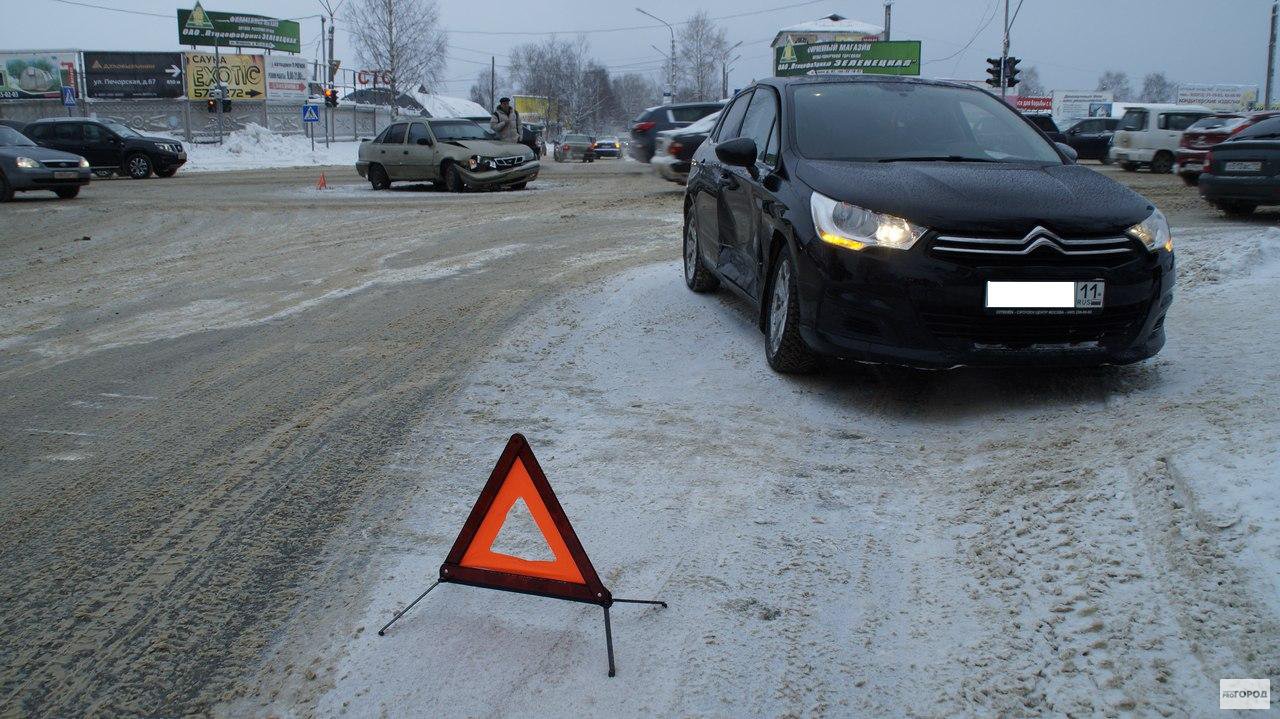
[[258, 227, 1279, 717]]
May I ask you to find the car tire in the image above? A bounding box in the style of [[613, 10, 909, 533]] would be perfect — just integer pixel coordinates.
[[764, 251, 817, 374], [1120, 162, 1139, 172], [444, 163, 466, 192], [510, 182, 527, 190], [125, 153, 153, 179], [54, 186, 80, 199], [1218, 202, 1257, 218], [682, 209, 718, 293], [368, 163, 390, 190], [1150, 152, 1174, 174], [1179, 173, 1199, 187], [0, 173, 13, 203], [155, 167, 178, 178], [1100, 154, 1113, 165]]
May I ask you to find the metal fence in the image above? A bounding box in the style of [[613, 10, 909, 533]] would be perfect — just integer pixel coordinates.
[[0, 98, 387, 143]]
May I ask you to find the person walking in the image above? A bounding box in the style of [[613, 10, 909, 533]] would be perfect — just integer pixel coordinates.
[[490, 97, 520, 143]]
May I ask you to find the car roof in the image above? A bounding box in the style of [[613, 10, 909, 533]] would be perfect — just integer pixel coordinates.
[[753, 74, 979, 93], [27, 117, 92, 123]]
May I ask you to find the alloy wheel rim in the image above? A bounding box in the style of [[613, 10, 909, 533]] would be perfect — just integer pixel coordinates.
[[684, 221, 697, 283], [768, 260, 790, 355], [130, 157, 147, 175]]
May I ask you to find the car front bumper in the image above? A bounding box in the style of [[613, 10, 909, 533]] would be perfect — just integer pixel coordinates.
[[593, 147, 621, 157], [1198, 173, 1280, 205], [460, 160, 540, 188], [6, 165, 92, 191], [792, 233, 1175, 369], [651, 154, 690, 183]]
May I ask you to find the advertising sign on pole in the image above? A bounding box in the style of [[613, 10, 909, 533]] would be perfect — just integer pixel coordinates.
[[0, 52, 78, 100], [513, 95, 549, 123], [1014, 96, 1053, 112], [84, 52, 185, 99], [1175, 83, 1260, 111], [265, 56, 309, 102], [774, 40, 921, 77], [177, 2, 301, 54], [184, 52, 265, 100]]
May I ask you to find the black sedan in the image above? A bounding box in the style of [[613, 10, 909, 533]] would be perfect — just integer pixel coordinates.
[[1061, 117, 1120, 163], [683, 76, 1174, 372], [0, 125, 91, 201], [1198, 116, 1280, 217]]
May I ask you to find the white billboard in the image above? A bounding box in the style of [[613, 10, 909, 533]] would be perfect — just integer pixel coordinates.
[[265, 56, 309, 102], [1051, 91, 1113, 119], [1176, 83, 1259, 111]]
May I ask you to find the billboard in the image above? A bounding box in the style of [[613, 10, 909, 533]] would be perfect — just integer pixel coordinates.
[[775, 41, 921, 77], [184, 52, 265, 100], [1051, 90, 1113, 118], [514, 95, 549, 122], [1014, 96, 1053, 112], [1176, 83, 1259, 111], [265, 56, 309, 102], [0, 52, 77, 100], [177, 2, 301, 54], [84, 52, 184, 99]]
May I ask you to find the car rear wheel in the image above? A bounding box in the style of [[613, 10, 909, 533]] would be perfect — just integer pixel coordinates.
[[683, 209, 718, 293], [444, 163, 466, 192], [54, 186, 80, 199], [125, 153, 152, 179], [1150, 152, 1174, 174], [765, 252, 817, 374], [1120, 162, 1139, 172], [1179, 173, 1199, 187], [368, 163, 390, 190], [1218, 202, 1257, 217], [1099, 154, 1113, 165]]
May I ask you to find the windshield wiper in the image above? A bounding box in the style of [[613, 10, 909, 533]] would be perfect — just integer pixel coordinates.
[[877, 155, 1000, 163]]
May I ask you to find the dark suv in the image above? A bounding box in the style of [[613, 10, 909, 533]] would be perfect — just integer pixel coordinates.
[[629, 101, 724, 162], [24, 118, 186, 179]]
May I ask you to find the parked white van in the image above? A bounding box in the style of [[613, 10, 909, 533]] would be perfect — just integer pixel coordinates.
[[1110, 103, 1213, 173]]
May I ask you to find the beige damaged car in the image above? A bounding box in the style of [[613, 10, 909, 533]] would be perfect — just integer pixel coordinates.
[[356, 118, 539, 192]]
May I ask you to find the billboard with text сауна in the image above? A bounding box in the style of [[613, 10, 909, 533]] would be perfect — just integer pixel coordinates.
[[184, 52, 265, 100]]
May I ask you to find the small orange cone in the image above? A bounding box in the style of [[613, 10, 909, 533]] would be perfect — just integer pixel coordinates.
[[315, 172, 328, 190]]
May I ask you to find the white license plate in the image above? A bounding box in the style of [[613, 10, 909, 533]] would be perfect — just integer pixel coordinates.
[[1182, 162, 1202, 172], [986, 281, 1104, 309], [1225, 161, 1262, 172], [53, 171, 77, 179]]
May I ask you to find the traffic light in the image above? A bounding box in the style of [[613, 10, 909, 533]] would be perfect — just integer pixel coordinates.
[[206, 98, 231, 113], [324, 88, 338, 107], [985, 58, 1003, 88], [1003, 57, 1021, 88]]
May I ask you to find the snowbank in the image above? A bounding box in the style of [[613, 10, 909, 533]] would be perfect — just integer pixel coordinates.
[[173, 124, 359, 173], [413, 92, 489, 119]]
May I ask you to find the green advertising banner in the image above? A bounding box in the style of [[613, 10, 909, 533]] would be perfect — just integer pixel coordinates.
[[177, 2, 301, 54], [775, 40, 921, 77]]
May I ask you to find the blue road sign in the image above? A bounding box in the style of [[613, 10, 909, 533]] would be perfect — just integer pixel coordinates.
[[301, 104, 320, 123], [61, 86, 76, 107]]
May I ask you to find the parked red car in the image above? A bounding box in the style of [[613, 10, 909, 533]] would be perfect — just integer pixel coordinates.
[[1177, 111, 1280, 185]]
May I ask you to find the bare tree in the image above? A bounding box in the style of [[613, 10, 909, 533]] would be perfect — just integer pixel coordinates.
[[468, 67, 508, 110], [509, 36, 607, 130], [675, 11, 727, 102], [1018, 66, 1045, 96], [612, 73, 661, 124], [346, 0, 448, 115], [1140, 72, 1176, 103], [1096, 70, 1133, 101]]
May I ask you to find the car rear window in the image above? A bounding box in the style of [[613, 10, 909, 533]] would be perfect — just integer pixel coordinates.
[[1186, 116, 1246, 132], [1232, 116, 1280, 140], [1118, 110, 1147, 131], [670, 105, 720, 123], [565, 134, 589, 142]]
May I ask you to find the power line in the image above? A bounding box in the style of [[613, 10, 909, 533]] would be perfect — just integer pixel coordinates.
[[44, 0, 169, 19], [445, 0, 826, 36]]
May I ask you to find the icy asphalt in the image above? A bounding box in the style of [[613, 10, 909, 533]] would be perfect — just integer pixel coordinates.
[[0, 159, 1277, 717]]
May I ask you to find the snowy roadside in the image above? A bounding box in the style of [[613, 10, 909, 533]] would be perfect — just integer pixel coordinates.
[[255, 226, 1280, 717], [160, 124, 359, 173]]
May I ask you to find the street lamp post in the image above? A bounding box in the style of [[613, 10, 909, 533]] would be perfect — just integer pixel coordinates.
[[720, 40, 743, 99], [636, 7, 676, 104]]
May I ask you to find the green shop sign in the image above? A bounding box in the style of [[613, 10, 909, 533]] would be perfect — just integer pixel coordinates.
[[177, 2, 301, 54], [775, 40, 921, 77]]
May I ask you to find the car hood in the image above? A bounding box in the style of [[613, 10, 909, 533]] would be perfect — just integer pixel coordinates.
[[796, 161, 1153, 236], [438, 139, 531, 156], [0, 145, 84, 163]]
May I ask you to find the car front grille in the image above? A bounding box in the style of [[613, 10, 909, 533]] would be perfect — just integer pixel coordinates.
[[919, 304, 1148, 347], [929, 229, 1140, 268], [495, 155, 525, 169], [44, 160, 80, 168]]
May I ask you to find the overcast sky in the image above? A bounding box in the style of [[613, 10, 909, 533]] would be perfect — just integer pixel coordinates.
[[2, 0, 1274, 100]]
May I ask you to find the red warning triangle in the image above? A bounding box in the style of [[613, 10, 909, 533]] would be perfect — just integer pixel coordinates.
[[440, 434, 612, 606]]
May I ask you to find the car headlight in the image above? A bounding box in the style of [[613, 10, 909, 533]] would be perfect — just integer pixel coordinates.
[[467, 155, 496, 171], [810, 191, 927, 251], [15, 156, 40, 169], [79, 157, 90, 168], [1126, 208, 1172, 252]]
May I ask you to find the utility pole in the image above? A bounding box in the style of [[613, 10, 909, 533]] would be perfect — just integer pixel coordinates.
[[490, 56, 496, 110], [883, 0, 893, 41], [1000, 0, 1010, 99], [1268, 1, 1278, 108], [637, 8, 676, 104]]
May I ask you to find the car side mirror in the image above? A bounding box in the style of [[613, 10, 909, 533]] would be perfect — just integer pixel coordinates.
[[416, 137, 431, 146], [1055, 142, 1078, 163], [716, 136, 757, 168]]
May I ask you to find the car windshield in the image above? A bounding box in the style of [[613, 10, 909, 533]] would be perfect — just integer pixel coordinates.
[[103, 121, 141, 138], [0, 126, 35, 146], [1231, 116, 1280, 140], [429, 120, 491, 141], [791, 82, 1062, 163], [1188, 116, 1246, 132], [684, 111, 721, 134]]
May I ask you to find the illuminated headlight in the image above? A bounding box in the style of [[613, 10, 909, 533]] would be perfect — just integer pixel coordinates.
[[15, 156, 40, 169], [79, 157, 90, 168], [467, 155, 496, 171], [810, 191, 927, 251], [1126, 208, 1172, 252]]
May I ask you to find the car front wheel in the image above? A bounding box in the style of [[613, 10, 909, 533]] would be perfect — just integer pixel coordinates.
[[125, 153, 152, 179], [765, 252, 817, 374], [444, 164, 466, 192], [54, 186, 80, 199]]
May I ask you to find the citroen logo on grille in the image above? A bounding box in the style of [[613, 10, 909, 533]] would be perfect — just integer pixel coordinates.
[[1021, 226, 1068, 254]]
